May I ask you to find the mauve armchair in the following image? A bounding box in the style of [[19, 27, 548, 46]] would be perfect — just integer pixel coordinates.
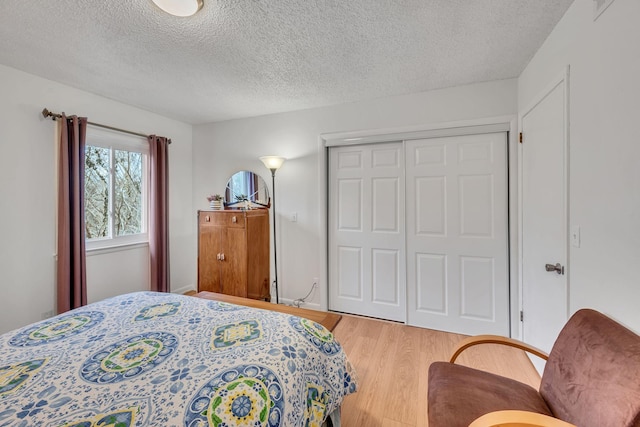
[[427, 309, 640, 427]]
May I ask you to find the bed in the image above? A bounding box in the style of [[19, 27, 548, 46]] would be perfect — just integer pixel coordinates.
[[0, 291, 357, 427]]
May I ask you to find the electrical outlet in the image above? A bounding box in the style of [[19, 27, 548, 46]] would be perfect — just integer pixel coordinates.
[[41, 310, 54, 320], [313, 277, 319, 287], [290, 212, 297, 222]]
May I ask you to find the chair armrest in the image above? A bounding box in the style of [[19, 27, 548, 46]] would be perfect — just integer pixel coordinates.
[[449, 335, 549, 363], [469, 410, 576, 427]]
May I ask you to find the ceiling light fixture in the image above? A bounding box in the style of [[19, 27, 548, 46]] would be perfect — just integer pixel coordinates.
[[151, 0, 203, 17]]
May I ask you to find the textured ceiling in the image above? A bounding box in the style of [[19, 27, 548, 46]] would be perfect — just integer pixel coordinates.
[[0, 0, 574, 124]]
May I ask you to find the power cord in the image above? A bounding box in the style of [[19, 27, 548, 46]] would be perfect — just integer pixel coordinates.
[[293, 281, 317, 308]]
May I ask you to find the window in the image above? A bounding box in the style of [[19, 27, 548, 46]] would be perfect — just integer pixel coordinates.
[[84, 127, 149, 250]]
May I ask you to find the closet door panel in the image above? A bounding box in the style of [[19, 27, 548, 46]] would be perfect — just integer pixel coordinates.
[[329, 142, 406, 322], [406, 132, 509, 336]]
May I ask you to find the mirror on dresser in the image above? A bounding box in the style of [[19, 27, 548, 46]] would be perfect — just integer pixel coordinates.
[[225, 170, 270, 208]]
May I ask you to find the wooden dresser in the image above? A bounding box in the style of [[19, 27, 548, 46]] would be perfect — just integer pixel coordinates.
[[197, 209, 270, 301]]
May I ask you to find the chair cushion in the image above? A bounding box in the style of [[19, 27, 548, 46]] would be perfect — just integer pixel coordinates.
[[541, 309, 640, 427], [428, 362, 553, 427]]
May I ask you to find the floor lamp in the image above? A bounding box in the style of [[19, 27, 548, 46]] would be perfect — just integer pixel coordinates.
[[259, 156, 286, 304]]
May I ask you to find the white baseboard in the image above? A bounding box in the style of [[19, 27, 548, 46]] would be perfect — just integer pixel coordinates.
[[172, 284, 196, 295]]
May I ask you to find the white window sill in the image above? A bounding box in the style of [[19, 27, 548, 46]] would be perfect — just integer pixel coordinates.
[[86, 241, 149, 257]]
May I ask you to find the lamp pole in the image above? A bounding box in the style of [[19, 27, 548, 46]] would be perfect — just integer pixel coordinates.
[[270, 168, 279, 304], [260, 156, 285, 304]]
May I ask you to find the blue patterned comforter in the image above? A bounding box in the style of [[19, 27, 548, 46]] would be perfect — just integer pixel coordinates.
[[0, 292, 357, 426]]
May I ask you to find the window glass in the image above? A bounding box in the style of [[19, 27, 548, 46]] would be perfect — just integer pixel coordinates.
[[85, 145, 110, 239], [114, 150, 143, 236], [84, 127, 148, 249]]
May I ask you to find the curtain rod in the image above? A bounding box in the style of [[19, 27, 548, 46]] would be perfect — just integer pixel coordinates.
[[41, 108, 171, 144]]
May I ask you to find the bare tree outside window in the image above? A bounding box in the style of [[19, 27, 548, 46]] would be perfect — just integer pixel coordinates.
[[115, 150, 142, 236], [85, 145, 144, 241], [85, 146, 110, 239]]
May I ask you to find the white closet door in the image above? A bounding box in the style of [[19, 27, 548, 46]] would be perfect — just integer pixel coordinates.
[[406, 133, 509, 335], [328, 143, 406, 322]]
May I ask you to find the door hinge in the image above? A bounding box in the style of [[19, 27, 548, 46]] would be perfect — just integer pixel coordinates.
[[519, 132, 523, 143], [520, 310, 524, 322]]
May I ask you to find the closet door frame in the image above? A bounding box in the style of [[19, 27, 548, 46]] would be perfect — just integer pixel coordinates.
[[319, 116, 521, 337]]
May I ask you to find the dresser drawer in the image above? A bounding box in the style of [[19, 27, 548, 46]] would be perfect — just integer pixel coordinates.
[[199, 211, 245, 228]]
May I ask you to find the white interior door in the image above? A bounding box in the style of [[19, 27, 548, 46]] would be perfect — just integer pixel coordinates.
[[406, 133, 510, 336], [328, 143, 406, 321], [521, 74, 569, 371]]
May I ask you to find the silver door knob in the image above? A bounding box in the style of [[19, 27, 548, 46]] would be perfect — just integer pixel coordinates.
[[545, 263, 564, 275]]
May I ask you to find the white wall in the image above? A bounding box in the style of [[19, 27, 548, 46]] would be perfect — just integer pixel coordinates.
[[193, 79, 518, 308], [518, 0, 640, 330], [86, 246, 150, 304], [0, 64, 196, 334]]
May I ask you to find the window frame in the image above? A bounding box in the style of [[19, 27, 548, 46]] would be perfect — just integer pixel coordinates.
[[84, 126, 149, 252]]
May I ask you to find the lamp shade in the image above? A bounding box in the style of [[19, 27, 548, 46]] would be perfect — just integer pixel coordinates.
[[151, 0, 203, 16], [260, 156, 286, 172]]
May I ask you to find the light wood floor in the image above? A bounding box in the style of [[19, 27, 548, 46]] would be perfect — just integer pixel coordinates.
[[333, 314, 541, 427]]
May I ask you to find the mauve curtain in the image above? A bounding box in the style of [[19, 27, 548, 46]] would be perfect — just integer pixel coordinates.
[[57, 114, 88, 313], [149, 135, 170, 292], [249, 172, 258, 198]]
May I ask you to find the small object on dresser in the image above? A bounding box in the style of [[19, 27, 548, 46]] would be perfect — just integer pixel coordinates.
[[207, 194, 224, 210]]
